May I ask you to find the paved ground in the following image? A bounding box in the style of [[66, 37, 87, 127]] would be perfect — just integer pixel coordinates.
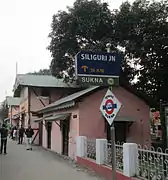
[[0, 139, 103, 180]]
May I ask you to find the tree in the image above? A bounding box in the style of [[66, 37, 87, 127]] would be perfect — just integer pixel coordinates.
[[115, 0, 168, 103], [27, 68, 51, 75], [48, 0, 168, 148], [114, 0, 168, 148], [48, 0, 135, 83], [48, 0, 168, 103]]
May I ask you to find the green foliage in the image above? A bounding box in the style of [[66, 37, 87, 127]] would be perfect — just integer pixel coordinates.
[[27, 68, 51, 75], [48, 0, 168, 103], [47, 0, 131, 81], [117, 0, 168, 102]]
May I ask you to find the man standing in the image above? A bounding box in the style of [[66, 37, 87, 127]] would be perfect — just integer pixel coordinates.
[[0, 123, 8, 154], [18, 125, 25, 144], [25, 124, 34, 150]]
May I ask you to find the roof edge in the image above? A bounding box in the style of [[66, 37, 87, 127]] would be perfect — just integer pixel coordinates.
[[37, 86, 99, 114], [13, 74, 81, 93], [38, 100, 76, 114]]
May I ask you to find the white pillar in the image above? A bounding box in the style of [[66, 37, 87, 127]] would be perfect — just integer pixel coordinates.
[[96, 139, 107, 164], [76, 136, 87, 157], [123, 143, 138, 177]]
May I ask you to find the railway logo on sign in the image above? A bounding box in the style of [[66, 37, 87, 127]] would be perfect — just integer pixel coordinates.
[[100, 89, 121, 125]]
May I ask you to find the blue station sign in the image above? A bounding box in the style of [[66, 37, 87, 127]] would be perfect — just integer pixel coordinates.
[[75, 51, 123, 77]]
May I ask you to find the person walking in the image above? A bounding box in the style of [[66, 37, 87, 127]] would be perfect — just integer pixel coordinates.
[[18, 125, 25, 144], [0, 123, 8, 154], [16, 126, 19, 141], [10, 126, 14, 139], [25, 124, 34, 150], [13, 126, 17, 141]]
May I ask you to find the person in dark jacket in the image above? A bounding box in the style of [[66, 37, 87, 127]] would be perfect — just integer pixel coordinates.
[[25, 124, 34, 150], [18, 125, 25, 144], [10, 126, 14, 139], [0, 123, 8, 154]]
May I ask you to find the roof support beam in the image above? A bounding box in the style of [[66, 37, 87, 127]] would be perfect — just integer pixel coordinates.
[[31, 87, 46, 107]]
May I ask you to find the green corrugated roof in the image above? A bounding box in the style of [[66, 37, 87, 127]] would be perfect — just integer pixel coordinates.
[[13, 74, 79, 92], [45, 113, 71, 122], [34, 117, 43, 123], [37, 86, 99, 113], [6, 96, 21, 106]]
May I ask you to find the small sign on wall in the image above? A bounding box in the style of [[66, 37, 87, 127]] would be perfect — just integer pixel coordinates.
[[73, 114, 77, 119]]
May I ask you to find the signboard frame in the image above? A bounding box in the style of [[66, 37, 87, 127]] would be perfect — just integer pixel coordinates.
[[75, 51, 123, 86]]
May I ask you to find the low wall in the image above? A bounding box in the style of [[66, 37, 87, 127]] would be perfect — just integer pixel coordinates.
[[76, 157, 133, 180]]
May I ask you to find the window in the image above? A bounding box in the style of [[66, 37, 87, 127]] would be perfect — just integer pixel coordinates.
[[41, 89, 50, 97]]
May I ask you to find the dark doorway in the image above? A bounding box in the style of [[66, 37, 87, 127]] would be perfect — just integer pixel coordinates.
[[114, 122, 127, 143], [21, 113, 25, 127], [105, 120, 127, 143], [16, 121, 19, 127], [46, 122, 52, 149], [39, 122, 43, 146], [41, 88, 50, 97], [61, 118, 70, 156]]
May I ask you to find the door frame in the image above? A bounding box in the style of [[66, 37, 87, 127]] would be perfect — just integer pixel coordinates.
[[39, 122, 43, 146], [61, 118, 70, 156], [46, 121, 52, 149]]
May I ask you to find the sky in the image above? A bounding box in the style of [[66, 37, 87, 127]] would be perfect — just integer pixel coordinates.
[[0, 0, 133, 102]]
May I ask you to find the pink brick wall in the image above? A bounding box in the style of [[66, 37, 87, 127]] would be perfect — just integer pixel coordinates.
[[78, 89, 107, 139], [30, 88, 50, 112], [79, 87, 151, 145], [29, 87, 76, 112], [51, 121, 62, 154], [11, 106, 20, 126], [29, 87, 64, 144], [68, 109, 79, 159], [42, 108, 79, 159], [21, 87, 79, 145], [50, 88, 82, 103]]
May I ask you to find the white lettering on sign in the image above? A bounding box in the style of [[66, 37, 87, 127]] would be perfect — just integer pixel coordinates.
[[80, 53, 115, 62], [105, 95, 114, 99], [81, 77, 103, 84]]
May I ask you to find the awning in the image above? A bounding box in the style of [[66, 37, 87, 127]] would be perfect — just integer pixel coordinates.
[[45, 113, 71, 122], [4, 117, 10, 122], [114, 116, 136, 122], [34, 117, 43, 123]]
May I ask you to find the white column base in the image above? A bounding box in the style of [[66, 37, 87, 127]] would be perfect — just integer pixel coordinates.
[[96, 139, 107, 164], [123, 143, 138, 177], [76, 136, 87, 157]]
